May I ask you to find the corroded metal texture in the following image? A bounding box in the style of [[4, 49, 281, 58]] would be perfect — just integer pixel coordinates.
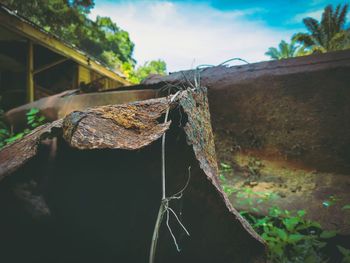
[[63, 98, 171, 150], [178, 88, 264, 245], [178, 88, 218, 181], [0, 90, 266, 262], [5, 89, 158, 131], [0, 119, 62, 180]]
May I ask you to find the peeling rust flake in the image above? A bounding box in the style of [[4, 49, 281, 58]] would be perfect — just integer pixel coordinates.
[[0, 119, 63, 180], [63, 97, 172, 150], [178, 88, 219, 181]]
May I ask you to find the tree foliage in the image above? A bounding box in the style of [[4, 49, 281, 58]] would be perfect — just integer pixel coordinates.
[[266, 3, 350, 60], [265, 40, 310, 60], [122, 60, 167, 84], [1, 0, 134, 67], [0, 0, 167, 83], [293, 3, 350, 53]]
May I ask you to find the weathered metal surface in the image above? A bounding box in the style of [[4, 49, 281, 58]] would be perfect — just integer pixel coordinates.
[[0, 90, 266, 262], [178, 88, 218, 181], [141, 50, 350, 234], [143, 49, 350, 87], [63, 97, 171, 150], [178, 88, 264, 245], [0, 119, 62, 180], [141, 50, 350, 174], [5, 88, 158, 130]]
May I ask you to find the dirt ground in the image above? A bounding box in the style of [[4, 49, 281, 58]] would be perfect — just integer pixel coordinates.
[[215, 145, 350, 235], [205, 65, 350, 235]]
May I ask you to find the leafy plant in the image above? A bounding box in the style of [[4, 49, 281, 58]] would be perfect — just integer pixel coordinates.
[[242, 207, 334, 263], [265, 39, 310, 60], [338, 245, 350, 263], [217, 161, 343, 262], [323, 195, 341, 207], [342, 204, 350, 210], [0, 108, 46, 149], [26, 108, 46, 129], [293, 3, 350, 53]]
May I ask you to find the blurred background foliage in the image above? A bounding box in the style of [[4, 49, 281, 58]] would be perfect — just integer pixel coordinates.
[[0, 0, 166, 83]]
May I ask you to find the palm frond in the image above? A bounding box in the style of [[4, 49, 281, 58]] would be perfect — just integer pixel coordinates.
[[303, 17, 324, 46], [321, 4, 333, 48], [337, 3, 348, 30], [293, 33, 316, 48], [265, 47, 281, 60], [329, 31, 348, 50]]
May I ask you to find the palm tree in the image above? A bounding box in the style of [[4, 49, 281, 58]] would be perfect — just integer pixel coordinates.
[[293, 3, 350, 53], [265, 40, 309, 60]]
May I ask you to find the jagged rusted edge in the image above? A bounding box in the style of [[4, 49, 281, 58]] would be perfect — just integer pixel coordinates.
[[0, 97, 174, 179], [178, 88, 266, 245], [0, 119, 63, 181], [0, 90, 265, 251], [62, 97, 172, 150]]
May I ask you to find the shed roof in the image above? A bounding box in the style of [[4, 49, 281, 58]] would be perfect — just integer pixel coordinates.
[[0, 3, 129, 86]]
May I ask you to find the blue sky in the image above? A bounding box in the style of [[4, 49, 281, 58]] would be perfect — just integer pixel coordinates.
[[90, 0, 349, 71]]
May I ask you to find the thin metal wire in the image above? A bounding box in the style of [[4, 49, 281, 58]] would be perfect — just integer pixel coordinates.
[[150, 57, 249, 261]]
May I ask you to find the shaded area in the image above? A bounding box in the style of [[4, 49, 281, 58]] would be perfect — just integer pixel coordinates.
[[0, 90, 266, 262]]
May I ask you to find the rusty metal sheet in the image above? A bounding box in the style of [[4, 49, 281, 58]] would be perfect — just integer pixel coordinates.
[[0, 119, 63, 180], [0, 90, 266, 262], [178, 88, 218, 181], [0, 97, 173, 178], [63, 97, 171, 150], [5, 89, 158, 131], [178, 88, 264, 245]]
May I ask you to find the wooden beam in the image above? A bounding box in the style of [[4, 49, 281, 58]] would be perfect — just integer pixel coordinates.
[[26, 40, 34, 102], [0, 9, 130, 86], [33, 58, 68, 75]]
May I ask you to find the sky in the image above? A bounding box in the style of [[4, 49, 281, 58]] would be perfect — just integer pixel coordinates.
[[90, 0, 349, 72]]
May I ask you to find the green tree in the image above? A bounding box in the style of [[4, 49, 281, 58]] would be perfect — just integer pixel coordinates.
[[0, 0, 135, 68], [122, 60, 167, 84], [0, 0, 167, 83], [293, 3, 350, 53], [265, 40, 309, 60]]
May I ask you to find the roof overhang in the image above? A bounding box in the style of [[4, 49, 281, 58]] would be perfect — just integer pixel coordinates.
[[0, 5, 130, 86]]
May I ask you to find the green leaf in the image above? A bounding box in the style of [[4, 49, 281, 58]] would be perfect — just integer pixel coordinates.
[[297, 210, 306, 217], [275, 228, 288, 241], [315, 241, 327, 248], [26, 108, 39, 116], [283, 217, 300, 231], [252, 207, 260, 213], [5, 133, 24, 143], [288, 233, 304, 243], [320, 230, 337, 239], [342, 205, 350, 210], [38, 116, 46, 122], [337, 245, 350, 256], [219, 174, 227, 182], [322, 201, 332, 207], [220, 163, 231, 169]]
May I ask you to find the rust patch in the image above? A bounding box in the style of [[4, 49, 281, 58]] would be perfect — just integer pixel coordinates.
[[178, 88, 218, 181], [0, 119, 63, 180], [63, 98, 172, 150], [178, 88, 265, 245]]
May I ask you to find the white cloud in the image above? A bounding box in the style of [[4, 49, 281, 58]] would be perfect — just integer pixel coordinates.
[[291, 7, 350, 29], [291, 9, 323, 24], [90, 1, 294, 72]]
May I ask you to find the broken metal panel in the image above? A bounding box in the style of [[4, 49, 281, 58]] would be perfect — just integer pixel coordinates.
[[5, 89, 158, 131], [178, 88, 264, 245], [0, 119, 62, 180], [63, 97, 172, 150], [178, 88, 218, 181], [0, 90, 266, 262]]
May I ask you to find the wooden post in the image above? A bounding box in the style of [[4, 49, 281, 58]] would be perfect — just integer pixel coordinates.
[[27, 40, 34, 102]]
